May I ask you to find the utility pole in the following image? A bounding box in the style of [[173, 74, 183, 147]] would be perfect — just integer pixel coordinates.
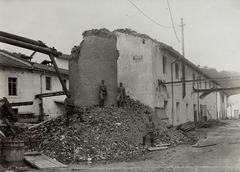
[[180, 18, 186, 98], [180, 18, 185, 57]]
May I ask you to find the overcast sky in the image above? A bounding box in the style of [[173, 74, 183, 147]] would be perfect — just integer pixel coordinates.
[[1, 0, 240, 72]]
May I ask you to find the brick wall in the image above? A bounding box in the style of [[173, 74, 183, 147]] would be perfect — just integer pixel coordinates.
[[69, 34, 118, 107]]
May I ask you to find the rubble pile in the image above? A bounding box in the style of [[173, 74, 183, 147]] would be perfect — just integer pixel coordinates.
[[82, 28, 117, 40], [10, 97, 196, 164]]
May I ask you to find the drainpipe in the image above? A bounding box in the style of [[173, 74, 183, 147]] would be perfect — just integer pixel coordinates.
[[216, 91, 218, 119], [197, 74, 203, 125], [39, 72, 45, 119], [171, 56, 180, 126]]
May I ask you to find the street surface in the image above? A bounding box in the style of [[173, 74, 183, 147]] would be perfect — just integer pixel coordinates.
[[5, 119, 240, 172]]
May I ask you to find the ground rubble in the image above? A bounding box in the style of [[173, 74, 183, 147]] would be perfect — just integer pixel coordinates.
[[8, 97, 197, 164], [200, 119, 226, 128]]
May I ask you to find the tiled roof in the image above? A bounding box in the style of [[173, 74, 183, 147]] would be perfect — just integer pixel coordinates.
[[33, 63, 68, 76], [0, 53, 30, 69], [0, 53, 68, 76]]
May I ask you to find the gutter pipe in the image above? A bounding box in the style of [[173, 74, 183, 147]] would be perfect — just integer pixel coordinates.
[[197, 74, 204, 124], [171, 56, 181, 126]]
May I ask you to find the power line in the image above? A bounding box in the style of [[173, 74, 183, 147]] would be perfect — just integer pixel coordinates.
[[128, 0, 172, 29], [166, 0, 181, 42]]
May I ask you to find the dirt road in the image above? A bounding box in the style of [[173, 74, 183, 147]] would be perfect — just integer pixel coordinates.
[[6, 119, 240, 172]]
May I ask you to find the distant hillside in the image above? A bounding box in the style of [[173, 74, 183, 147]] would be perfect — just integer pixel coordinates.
[[198, 65, 240, 95]]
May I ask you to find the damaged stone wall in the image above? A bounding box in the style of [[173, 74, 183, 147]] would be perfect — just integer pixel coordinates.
[[69, 29, 118, 107]]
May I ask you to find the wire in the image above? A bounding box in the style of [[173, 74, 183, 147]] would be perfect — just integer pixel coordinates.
[[170, 27, 181, 47], [166, 0, 181, 42], [128, 0, 172, 29]]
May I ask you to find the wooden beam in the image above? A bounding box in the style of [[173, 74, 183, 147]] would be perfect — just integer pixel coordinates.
[[193, 86, 240, 93], [49, 54, 69, 97], [10, 101, 33, 106], [24, 155, 67, 169], [0, 31, 47, 47], [0, 36, 62, 57], [35, 91, 65, 98]]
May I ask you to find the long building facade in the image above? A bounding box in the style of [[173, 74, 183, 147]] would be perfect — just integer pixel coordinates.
[[0, 50, 69, 122], [114, 29, 228, 125]]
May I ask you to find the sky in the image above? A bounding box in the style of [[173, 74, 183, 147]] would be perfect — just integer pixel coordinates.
[[0, 0, 240, 72]]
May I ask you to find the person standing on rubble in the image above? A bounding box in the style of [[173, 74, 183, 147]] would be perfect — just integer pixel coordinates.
[[64, 92, 85, 126], [117, 83, 126, 108], [99, 80, 107, 108], [142, 116, 155, 147]]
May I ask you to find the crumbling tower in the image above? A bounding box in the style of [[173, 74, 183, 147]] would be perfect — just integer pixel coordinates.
[[69, 29, 118, 107]]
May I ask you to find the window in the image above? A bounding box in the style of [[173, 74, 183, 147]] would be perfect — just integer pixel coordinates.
[[205, 81, 207, 89], [8, 77, 17, 96], [175, 63, 179, 79], [209, 82, 211, 88], [222, 95, 224, 103], [176, 102, 180, 121], [197, 76, 201, 89], [163, 56, 167, 74], [46, 77, 51, 90], [13, 108, 18, 115]]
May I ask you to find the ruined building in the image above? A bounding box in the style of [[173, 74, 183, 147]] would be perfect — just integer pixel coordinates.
[[69, 28, 228, 126], [69, 29, 119, 107]]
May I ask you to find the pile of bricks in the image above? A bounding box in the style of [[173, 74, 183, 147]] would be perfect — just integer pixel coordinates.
[[9, 97, 197, 164]]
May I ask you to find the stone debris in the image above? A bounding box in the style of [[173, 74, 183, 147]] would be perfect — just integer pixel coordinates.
[[114, 28, 168, 48], [9, 97, 197, 164], [82, 28, 117, 40], [177, 121, 196, 132]]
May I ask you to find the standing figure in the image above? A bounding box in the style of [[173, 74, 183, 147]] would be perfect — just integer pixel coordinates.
[[64, 92, 74, 126], [99, 80, 107, 108], [142, 116, 155, 147], [64, 92, 85, 126], [117, 83, 126, 108]]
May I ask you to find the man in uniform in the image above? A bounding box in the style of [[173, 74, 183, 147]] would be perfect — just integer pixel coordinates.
[[117, 83, 126, 108], [64, 92, 85, 126], [142, 116, 155, 147], [99, 80, 107, 108]]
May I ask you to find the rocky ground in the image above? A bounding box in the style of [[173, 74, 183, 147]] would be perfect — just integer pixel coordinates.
[[8, 97, 197, 165]]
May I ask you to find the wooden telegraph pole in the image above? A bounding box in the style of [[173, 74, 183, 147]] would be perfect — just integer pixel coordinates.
[[180, 18, 185, 57]]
